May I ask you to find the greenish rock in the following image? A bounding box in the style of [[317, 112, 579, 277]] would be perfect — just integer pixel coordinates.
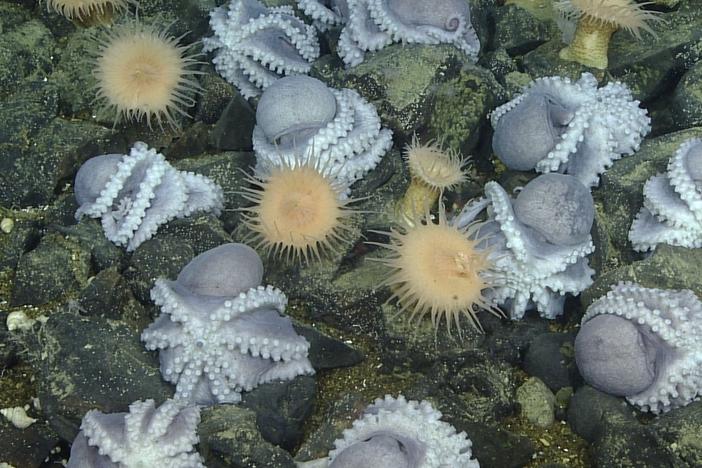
[[52, 28, 96, 116], [0, 2, 32, 32], [0, 214, 39, 273], [516, 376, 556, 428], [314, 44, 488, 138], [56, 220, 126, 273], [195, 71, 238, 125], [0, 19, 55, 94], [0, 418, 59, 468], [157, 214, 232, 256], [27, 312, 172, 442], [209, 95, 256, 151], [199, 404, 296, 468], [593, 127, 702, 271], [582, 245, 702, 309], [425, 63, 504, 156], [652, 402, 702, 467], [671, 61, 702, 130], [123, 237, 195, 303], [11, 233, 91, 306], [492, 2, 559, 55], [0, 81, 57, 147], [522, 39, 601, 85]]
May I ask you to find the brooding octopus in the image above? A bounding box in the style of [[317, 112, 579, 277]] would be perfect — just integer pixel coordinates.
[[305, 0, 480, 67], [298, 395, 479, 467], [67, 399, 204, 467], [491, 73, 650, 188], [253, 75, 393, 189], [204, 0, 320, 99], [74, 142, 223, 252], [141, 243, 314, 405], [453, 173, 595, 320], [576, 282, 702, 413], [629, 137, 702, 251]]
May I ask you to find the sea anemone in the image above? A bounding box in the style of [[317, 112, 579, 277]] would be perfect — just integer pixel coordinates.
[[555, 0, 662, 69], [241, 158, 356, 263], [47, 0, 135, 27], [92, 20, 202, 130], [373, 205, 501, 336], [395, 135, 467, 226]]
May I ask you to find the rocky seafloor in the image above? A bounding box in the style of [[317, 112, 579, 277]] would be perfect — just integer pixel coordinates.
[[2, 0, 702, 466]]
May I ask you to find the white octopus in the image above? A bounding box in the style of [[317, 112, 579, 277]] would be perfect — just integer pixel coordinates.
[[74, 142, 223, 252], [629, 137, 702, 251], [453, 173, 595, 320], [253, 75, 393, 190], [204, 0, 320, 99], [491, 72, 651, 188]]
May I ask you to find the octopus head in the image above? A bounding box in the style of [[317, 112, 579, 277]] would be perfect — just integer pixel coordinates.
[[575, 313, 658, 396], [387, 0, 470, 33], [513, 173, 593, 246], [330, 431, 425, 468], [74, 155, 123, 207], [256, 75, 337, 151], [684, 140, 702, 185], [492, 92, 574, 171]]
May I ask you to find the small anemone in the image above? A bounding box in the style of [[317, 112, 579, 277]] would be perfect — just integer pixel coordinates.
[[47, 0, 136, 27], [91, 19, 203, 130], [240, 157, 356, 263], [372, 204, 502, 337]]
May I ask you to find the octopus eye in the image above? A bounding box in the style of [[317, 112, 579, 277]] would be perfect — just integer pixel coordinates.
[[445, 16, 461, 32]]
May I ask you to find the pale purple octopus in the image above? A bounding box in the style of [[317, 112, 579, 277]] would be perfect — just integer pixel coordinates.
[[253, 75, 393, 189], [141, 243, 314, 405], [491, 73, 651, 188], [298, 395, 479, 467], [576, 282, 702, 413], [74, 142, 223, 252], [629, 138, 702, 251], [453, 173, 595, 320], [312, 0, 480, 67], [67, 399, 204, 467], [204, 0, 320, 99]]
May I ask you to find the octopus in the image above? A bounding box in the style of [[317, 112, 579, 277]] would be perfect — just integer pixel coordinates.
[[253, 75, 393, 190], [575, 282, 702, 414], [298, 394, 479, 467], [67, 399, 204, 467], [204, 0, 320, 99], [629, 137, 702, 251], [74, 142, 224, 252], [312, 0, 480, 67], [141, 243, 314, 405], [491, 72, 651, 188], [452, 173, 595, 320]]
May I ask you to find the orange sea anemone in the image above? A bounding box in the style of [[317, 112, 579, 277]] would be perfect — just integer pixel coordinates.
[[47, 0, 135, 27], [373, 206, 502, 336], [240, 159, 356, 263], [556, 0, 662, 69], [395, 135, 467, 226], [92, 21, 202, 130]]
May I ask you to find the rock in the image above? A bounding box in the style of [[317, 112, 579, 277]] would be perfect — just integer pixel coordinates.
[[651, 401, 702, 466], [11, 233, 91, 306], [240, 376, 316, 451], [198, 404, 296, 468], [294, 324, 364, 370], [456, 420, 535, 468], [208, 95, 256, 150], [671, 61, 702, 130], [492, 2, 559, 55], [52, 28, 95, 115], [28, 312, 172, 442], [0, 19, 54, 94], [54, 220, 126, 273], [76, 267, 149, 329], [516, 377, 556, 427], [155, 214, 232, 256], [523, 332, 578, 391], [567, 385, 634, 443], [194, 71, 237, 125], [0, 418, 59, 468], [163, 121, 211, 160], [123, 238, 194, 303], [0, 213, 40, 273]]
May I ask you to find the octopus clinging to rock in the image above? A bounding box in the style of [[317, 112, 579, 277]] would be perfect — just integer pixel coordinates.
[[453, 173, 595, 320], [629, 138, 702, 251], [491, 72, 650, 188], [253, 75, 393, 190], [74, 142, 224, 252], [575, 282, 702, 413], [141, 243, 314, 405], [313, 0, 480, 67], [298, 394, 479, 467], [204, 0, 320, 98], [67, 399, 204, 467]]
